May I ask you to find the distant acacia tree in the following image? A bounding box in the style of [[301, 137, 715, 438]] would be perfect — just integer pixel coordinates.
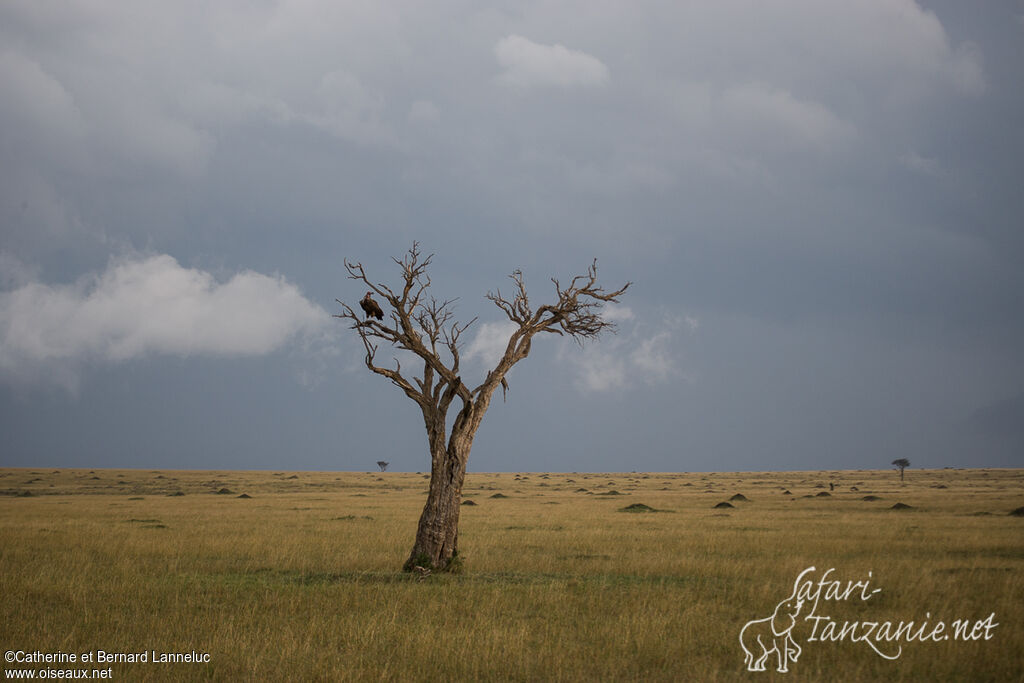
[[336, 243, 629, 572], [377, 461, 389, 472], [892, 458, 910, 482]]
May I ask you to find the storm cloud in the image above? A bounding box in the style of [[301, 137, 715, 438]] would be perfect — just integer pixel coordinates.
[[1, 0, 1021, 471]]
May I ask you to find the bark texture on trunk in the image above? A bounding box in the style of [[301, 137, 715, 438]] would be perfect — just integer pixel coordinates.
[[404, 415, 474, 571], [403, 373, 504, 571]]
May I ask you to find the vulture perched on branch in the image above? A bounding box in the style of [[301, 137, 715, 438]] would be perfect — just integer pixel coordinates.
[[360, 292, 384, 320]]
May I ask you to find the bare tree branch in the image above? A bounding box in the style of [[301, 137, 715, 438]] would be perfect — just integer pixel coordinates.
[[339, 247, 631, 410], [335, 244, 630, 573], [337, 243, 475, 412], [474, 260, 631, 400]]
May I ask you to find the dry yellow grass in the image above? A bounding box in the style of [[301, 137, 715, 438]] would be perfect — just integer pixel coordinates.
[[1, 467, 1021, 681]]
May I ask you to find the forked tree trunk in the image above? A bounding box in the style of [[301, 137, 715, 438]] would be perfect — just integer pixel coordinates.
[[339, 245, 629, 572], [403, 416, 476, 571]]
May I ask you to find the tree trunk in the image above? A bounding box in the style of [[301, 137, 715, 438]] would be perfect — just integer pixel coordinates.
[[404, 429, 472, 572]]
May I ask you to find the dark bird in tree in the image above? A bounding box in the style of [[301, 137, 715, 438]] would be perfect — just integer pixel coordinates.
[[360, 291, 384, 320], [335, 243, 630, 573]]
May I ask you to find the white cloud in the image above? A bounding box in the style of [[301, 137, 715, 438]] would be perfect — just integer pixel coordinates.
[[312, 69, 396, 145], [408, 99, 440, 125], [101, 100, 214, 177], [0, 50, 86, 147], [0, 252, 40, 290], [603, 305, 635, 323], [948, 41, 985, 96], [0, 254, 332, 388], [494, 35, 609, 88], [464, 320, 518, 368], [0, 45, 211, 179], [572, 348, 628, 393], [630, 330, 675, 378], [899, 151, 942, 176], [561, 313, 691, 393], [721, 83, 854, 149], [466, 308, 687, 393], [186, 70, 397, 147]]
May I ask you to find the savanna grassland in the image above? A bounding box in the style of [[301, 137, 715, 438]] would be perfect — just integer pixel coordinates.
[[1, 467, 1021, 681]]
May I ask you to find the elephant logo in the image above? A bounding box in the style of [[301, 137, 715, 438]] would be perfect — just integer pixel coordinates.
[[740, 594, 804, 672]]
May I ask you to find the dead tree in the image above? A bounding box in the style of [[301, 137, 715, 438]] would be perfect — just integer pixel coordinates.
[[377, 461, 389, 472], [335, 243, 629, 572]]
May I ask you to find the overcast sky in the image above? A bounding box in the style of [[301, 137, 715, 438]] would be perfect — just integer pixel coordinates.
[[2, 1, 1022, 472]]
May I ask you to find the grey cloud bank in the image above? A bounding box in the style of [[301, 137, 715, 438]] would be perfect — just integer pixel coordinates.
[[0, 0, 1021, 472]]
